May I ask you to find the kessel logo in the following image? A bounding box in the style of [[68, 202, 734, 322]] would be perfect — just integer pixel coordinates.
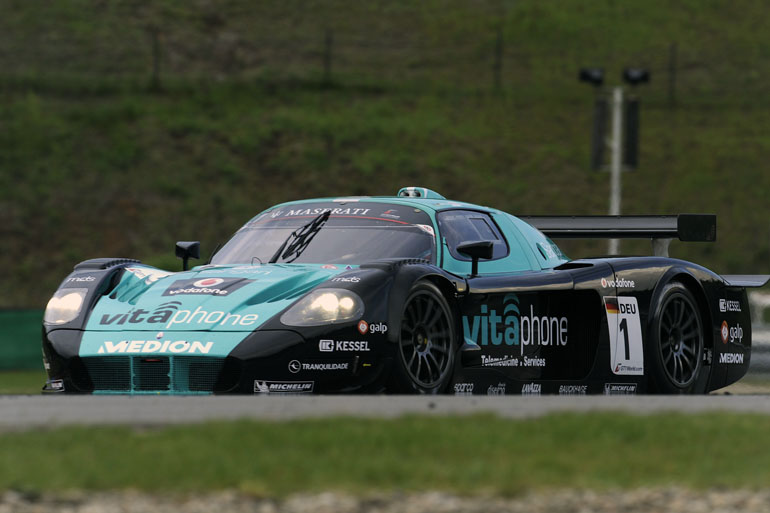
[[162, 278, 254, 297]]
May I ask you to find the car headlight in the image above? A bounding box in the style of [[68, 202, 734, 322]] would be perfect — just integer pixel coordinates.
[[44, 288, 88, 325], [280, 289, 364, 326]]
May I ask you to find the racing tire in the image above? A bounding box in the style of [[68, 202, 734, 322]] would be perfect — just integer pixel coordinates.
[[390, 281, 456, 394], [647, 282, 705, 394]]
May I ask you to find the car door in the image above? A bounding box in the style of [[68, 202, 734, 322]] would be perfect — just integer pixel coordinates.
[[437, 209, 602, 382]]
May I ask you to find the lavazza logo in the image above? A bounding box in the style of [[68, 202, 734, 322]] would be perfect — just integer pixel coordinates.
[[601, 277, 635, 288]]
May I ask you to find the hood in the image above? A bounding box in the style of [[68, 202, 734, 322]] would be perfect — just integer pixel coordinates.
[[84, 263, 349, 333]]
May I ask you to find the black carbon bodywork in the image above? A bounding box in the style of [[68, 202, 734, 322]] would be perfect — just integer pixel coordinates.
[[41, 202, 766, 395]]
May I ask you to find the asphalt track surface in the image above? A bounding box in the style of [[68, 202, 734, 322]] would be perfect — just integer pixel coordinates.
[[4, 394, 770, 430], [5, 336, 770, 430]]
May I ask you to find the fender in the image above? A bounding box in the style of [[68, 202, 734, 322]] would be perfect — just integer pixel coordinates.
[[44, 258, 140, 332], [646, 264, 715, 393], [360, 260, 463, 346]]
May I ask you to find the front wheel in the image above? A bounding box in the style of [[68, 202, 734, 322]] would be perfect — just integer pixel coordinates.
[[647, 282, 705, 394], [390, 281, 455, 394]]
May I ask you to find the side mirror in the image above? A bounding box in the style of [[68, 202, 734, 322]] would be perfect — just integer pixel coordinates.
[[176, 241, 200, 271], [456, 240, 494, 277]]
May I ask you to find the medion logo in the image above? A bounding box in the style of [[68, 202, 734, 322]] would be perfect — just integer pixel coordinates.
[[96, 340, 213, 354], [719, 352, 745, 365]]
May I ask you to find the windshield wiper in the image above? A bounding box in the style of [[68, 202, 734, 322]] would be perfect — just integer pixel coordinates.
[[269, 210, 331, 264]]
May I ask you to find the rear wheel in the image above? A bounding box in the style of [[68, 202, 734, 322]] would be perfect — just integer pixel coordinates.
[[648, 282, 704, 394], [391, 281, 455, 394]]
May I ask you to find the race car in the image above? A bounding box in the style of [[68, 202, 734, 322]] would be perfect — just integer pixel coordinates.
[[41, 186, 769, 395]]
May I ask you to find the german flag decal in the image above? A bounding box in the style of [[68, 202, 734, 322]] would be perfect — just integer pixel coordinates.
[[604, 299, 620, 314]]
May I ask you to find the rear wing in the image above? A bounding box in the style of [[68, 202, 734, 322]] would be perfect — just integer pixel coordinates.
[[518, 214, 716, 257]]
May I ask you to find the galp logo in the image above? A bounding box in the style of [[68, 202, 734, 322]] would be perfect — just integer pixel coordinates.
[[357, 320, 387, 335]]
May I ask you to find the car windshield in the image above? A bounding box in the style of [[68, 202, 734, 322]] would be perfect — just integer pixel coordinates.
[[211, 202, 437, 265]]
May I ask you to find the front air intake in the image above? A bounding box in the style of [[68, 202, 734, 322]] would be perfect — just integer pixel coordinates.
[[82, 356, 225, 395]]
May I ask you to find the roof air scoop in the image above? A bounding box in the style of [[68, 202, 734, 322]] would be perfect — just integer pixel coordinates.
[[397, 187, 446, 199]]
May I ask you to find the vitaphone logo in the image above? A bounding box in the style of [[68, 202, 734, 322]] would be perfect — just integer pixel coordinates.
[[462, 294, 568, 355], [99, 301, 259, 329]]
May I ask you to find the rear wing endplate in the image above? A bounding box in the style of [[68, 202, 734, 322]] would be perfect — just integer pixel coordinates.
[[519, 214, 716, 257], [721, 275, 770, 288]]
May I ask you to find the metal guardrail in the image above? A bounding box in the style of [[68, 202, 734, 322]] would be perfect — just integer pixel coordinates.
[[748, 326, 770, 377]]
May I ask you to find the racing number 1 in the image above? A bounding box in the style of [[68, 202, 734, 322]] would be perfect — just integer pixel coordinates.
[[604, 296, 644, 375], [619, 317, 630, 360]]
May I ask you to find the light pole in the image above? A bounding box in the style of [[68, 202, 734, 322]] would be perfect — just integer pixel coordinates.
[[580, 67, 650, 255]]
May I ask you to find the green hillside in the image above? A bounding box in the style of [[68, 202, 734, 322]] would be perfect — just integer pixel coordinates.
[[2, 0, 770, 307]]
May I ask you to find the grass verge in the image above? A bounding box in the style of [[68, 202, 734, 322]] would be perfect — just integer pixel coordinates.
[[2, 413, 770, 496], [0, 370, 45, 394]]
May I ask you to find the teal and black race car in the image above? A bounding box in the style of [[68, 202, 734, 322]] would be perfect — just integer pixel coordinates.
[[42, 187, 769, 395]]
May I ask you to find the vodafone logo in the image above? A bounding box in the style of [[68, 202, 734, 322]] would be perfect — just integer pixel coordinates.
[[601, 277, 635, 288], [194, 278, 224, 287], [357, 320, 369, 334], [721, 321, 729, 344], [163, 278, 253, 297]]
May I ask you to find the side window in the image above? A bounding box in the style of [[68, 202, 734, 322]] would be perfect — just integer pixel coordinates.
[[437, 210, 509, 261]]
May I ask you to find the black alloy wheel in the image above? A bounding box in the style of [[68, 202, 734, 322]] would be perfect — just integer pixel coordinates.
[[395, 281, 455, 394], [649, 282, 704, 393]]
